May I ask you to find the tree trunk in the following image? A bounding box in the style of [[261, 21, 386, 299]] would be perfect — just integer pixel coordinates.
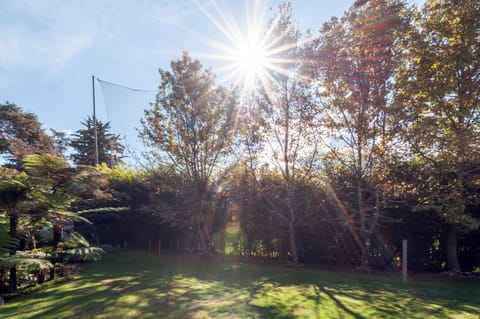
[[288, 222, 299, 265], [357, 182, 370, 268], [197, 224, 209, 256], [9, 211, 18, 292], [0, 269, 6, 294], [50, 266, 56, 281], [52, 224, 62, 251], [9, 212, 17, 254], [38, 271, 46, 284], [9, 266, 17, 292], [446, 224, 461, 272]]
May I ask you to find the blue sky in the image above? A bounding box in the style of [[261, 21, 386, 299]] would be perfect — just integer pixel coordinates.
[[0, 0, 424, 159]]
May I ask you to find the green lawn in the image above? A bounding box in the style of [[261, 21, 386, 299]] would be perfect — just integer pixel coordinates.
[[1, 251, 479, 319]]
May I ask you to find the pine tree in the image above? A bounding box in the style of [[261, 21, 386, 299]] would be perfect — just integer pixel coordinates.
[[70, 116, 124, 167]]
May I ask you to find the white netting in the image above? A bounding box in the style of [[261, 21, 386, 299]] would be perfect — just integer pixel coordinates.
[[96, 78, 156, 163]]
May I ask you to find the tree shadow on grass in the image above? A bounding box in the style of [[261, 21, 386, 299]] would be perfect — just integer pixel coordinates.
[[246, 280, 296, 319], [312, 283, 367, 319]]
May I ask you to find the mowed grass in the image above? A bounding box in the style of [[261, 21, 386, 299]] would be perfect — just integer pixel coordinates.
[[1, 251, 479, 319]]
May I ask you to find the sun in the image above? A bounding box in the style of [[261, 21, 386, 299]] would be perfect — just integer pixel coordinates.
[[193, 0, 289, 96], [233, 43, 268, 87], [232, 37, 269, 90]]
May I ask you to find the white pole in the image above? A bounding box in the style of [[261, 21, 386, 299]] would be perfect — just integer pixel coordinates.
[[402, 239, 408, 283], [92, 75, 99, 165]]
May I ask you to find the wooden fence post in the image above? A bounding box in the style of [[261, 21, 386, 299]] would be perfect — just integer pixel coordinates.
[[402, 239, 408, 283]]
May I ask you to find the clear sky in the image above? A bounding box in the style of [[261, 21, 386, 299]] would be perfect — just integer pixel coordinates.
[[0, 0, 424, 160]]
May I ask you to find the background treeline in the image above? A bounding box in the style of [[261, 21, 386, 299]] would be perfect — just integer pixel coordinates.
[[1, 0, 479, 283]]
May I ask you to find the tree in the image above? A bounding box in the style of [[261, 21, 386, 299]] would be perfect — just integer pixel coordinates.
[[23, 154, 92, 252], [70, 116, 124, 167], [395, 0, 480, 271], [0, 215, 54, 292], [246, 3, 320, 265], [50, 129, 72, 158], [141, 52, 238, 255], [0, 217, 15, 256], [307, 0, 409, 267], [0, 103, 55, 168], [0, 168, 28, 291]]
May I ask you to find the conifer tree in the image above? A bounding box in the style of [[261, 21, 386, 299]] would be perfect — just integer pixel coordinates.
[[70, 116, 124, 167]]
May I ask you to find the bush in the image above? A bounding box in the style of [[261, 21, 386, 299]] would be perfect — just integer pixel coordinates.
[[50, 247, 105, 263]]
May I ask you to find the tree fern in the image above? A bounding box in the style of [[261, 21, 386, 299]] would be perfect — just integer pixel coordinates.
[[0, 216, 16, 255]]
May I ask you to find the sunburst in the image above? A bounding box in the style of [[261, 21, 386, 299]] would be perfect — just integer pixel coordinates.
[[233, 36, 268, 90], [193, 0, 293, 96]]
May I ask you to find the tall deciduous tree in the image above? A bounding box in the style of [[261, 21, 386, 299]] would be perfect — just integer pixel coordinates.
[[249, 3, 319, 265], [395, 0, 480, 271], [141, 52, 237, 255], [70, 116, 124, 167], [308, 0, 409, 267]]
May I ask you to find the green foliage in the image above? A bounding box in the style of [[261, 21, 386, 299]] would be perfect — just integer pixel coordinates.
[[0, 217, 16, 255], [24, 155, 77, 213], [50, 247, 105, 263], [142, 52, 237, 178], [23, 153, 70, 178], [0, 255, 53, 272], [63, 232, 90, 249], [0, 172, 28, 210], [395, 0, 480, 224]]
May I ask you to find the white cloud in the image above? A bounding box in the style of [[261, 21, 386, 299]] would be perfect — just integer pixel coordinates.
[[0, 25, 96, 70], [0, 0, 98, 69], [0, 0, 207, 70]]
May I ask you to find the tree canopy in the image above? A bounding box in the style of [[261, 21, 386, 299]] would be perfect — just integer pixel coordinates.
[[0, 103, 55, 168]]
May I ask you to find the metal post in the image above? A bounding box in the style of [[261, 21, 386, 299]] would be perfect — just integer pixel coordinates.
[[402, 239, 408, 283], [92, 75, 99, 165]]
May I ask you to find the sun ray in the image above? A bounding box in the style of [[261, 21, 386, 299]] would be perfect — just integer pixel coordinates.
[[194, 0, 298, 96]]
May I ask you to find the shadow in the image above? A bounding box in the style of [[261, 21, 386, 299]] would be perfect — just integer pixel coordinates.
[[252, 305, 297, 319], [313, 283, 367, 319], [247, 280, 296, 319]]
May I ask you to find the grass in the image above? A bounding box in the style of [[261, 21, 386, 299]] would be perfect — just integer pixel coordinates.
[[1, 251, 479, 318]]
